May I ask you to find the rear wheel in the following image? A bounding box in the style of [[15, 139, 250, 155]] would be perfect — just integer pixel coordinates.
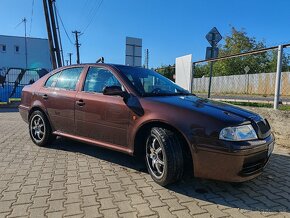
[[145, 127, 184, 186], [29, 110, 55, 147]]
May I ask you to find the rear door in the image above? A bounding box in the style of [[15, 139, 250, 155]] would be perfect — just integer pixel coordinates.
[[75, 66, 130, 147], [39, 67, 83, 134]]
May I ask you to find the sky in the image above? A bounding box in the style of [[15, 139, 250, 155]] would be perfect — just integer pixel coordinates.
[[1, 0, 290, 68]]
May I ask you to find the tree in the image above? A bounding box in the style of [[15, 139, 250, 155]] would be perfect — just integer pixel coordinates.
[[156, 65, 175, 81], [157, 27, 290, 79], [194, 27, 290, 77]]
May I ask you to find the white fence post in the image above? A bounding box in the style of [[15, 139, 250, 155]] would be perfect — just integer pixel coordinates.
[[274, 45, 283, 110]]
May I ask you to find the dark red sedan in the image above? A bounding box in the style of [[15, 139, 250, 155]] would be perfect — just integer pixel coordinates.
[[19, 64, 274, 186]]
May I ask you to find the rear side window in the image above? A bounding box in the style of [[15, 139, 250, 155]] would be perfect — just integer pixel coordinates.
[[45, 72, 60, 88], [55, 67, 83, 90]]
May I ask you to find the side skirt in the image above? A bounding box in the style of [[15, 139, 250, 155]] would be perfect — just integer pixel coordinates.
[[53, 131, 134, 155]]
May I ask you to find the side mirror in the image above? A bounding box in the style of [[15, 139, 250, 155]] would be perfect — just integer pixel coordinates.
[[103, 86, 126, 97]]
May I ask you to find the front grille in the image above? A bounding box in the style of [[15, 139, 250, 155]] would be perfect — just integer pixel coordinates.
[[239, 151, 268, 176]]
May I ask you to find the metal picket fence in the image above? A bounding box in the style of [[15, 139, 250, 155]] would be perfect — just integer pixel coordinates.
[[0, 68, 49, 105], [155, 44, 290, 110], [192, 44, 290, 109]]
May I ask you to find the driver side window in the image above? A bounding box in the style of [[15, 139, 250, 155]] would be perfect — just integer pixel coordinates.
[[83, 67, 122, 93]]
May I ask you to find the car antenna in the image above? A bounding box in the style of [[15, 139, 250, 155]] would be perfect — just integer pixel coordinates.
[[96, 57, 104, 63]]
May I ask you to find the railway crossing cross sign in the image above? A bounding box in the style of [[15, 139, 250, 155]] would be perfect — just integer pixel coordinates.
[[206, 27, 222, 46]]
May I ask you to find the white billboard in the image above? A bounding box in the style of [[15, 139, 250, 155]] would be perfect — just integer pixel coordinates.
[[125, 37, 142, 67], [175, 54, 192, 92]]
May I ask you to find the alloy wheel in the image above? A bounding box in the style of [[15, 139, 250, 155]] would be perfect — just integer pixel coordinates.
[[30, 114, 46, 143], [146, 135, 165, 179]]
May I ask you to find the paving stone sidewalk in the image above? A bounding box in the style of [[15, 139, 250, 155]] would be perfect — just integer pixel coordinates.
[[0, 111, 290, 218]]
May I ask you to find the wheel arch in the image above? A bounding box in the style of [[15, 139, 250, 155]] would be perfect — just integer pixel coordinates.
[[28, 106, 54, 131], [133, 120, 194, 175], [29, 106, 46, 119]]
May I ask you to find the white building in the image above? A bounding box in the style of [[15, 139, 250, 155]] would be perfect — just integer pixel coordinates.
[[0, 35, 52, 70]]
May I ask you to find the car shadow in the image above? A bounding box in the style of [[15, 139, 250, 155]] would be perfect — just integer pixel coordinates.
[[49, 137, 290, 213], [0, 107, 19, 113], [50, 137, 148, 172]]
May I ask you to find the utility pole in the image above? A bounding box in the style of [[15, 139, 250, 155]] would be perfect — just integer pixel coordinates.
[[143, 48, 149, 69], [68, 53, 72, 65], [53, 0, 64, 66], [15, 18, 28, 68], [43, 0, 56, 69], [72, 31, 81, 64], [145, 48, 149, 69], [22, 18, 28, 69], [47, 0, 62, 68]]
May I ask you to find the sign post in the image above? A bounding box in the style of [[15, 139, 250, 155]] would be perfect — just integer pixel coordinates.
[[244, 66, 250, 94], [205, 27, 222, 98]]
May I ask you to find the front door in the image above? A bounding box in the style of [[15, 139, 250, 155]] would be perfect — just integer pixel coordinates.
[[75, 66, 130, 147]]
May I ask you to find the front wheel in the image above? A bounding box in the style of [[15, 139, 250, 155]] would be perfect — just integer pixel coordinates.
[[145, 127, 184, 186], [29, 110, 55, 147]]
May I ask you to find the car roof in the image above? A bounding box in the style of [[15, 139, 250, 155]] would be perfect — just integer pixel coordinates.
[[63, 63, 145, 70]]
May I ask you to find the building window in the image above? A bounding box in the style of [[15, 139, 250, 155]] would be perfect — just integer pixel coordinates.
[[1, 44, 6, 52], [15, 45, 20, 53]]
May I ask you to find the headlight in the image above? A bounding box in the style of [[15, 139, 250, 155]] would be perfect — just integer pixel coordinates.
[[219, 124, 258, 141]]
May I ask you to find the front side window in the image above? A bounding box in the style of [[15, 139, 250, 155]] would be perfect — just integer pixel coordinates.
[[116, 66, 189, 97], [83, 67, 122, 93], [55, 67, 83, 90]]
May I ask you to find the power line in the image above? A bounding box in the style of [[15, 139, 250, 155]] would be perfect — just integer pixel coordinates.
[[82, 0, 100, 28], [82, 0, 104, 34], [29, 0, 35, 36], [81, 0, 100, 32], [81, 0, 91, 13], [55, 4, 74, 45], [15, 19, 24, 29]]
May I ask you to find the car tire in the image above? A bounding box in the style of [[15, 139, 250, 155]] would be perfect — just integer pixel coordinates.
[[145, 127, 184, 186], [29, 110, 56, 147]]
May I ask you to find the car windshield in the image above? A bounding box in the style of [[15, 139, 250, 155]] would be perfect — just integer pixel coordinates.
[[116, 66, 190, 97]]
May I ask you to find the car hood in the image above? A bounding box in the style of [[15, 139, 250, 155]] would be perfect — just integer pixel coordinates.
[[145, 95, 260, 124]]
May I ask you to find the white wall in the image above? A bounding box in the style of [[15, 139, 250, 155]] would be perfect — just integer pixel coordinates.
[[175, 54, 192, 91], [0, 35, 52, 70]]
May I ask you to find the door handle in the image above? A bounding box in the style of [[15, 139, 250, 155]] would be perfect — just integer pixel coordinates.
[[42, 94, 48, 100], [76, 99, 85, 106]]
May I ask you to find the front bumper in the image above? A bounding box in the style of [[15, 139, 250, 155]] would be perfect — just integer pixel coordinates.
[[193, 133, 274, 182]]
